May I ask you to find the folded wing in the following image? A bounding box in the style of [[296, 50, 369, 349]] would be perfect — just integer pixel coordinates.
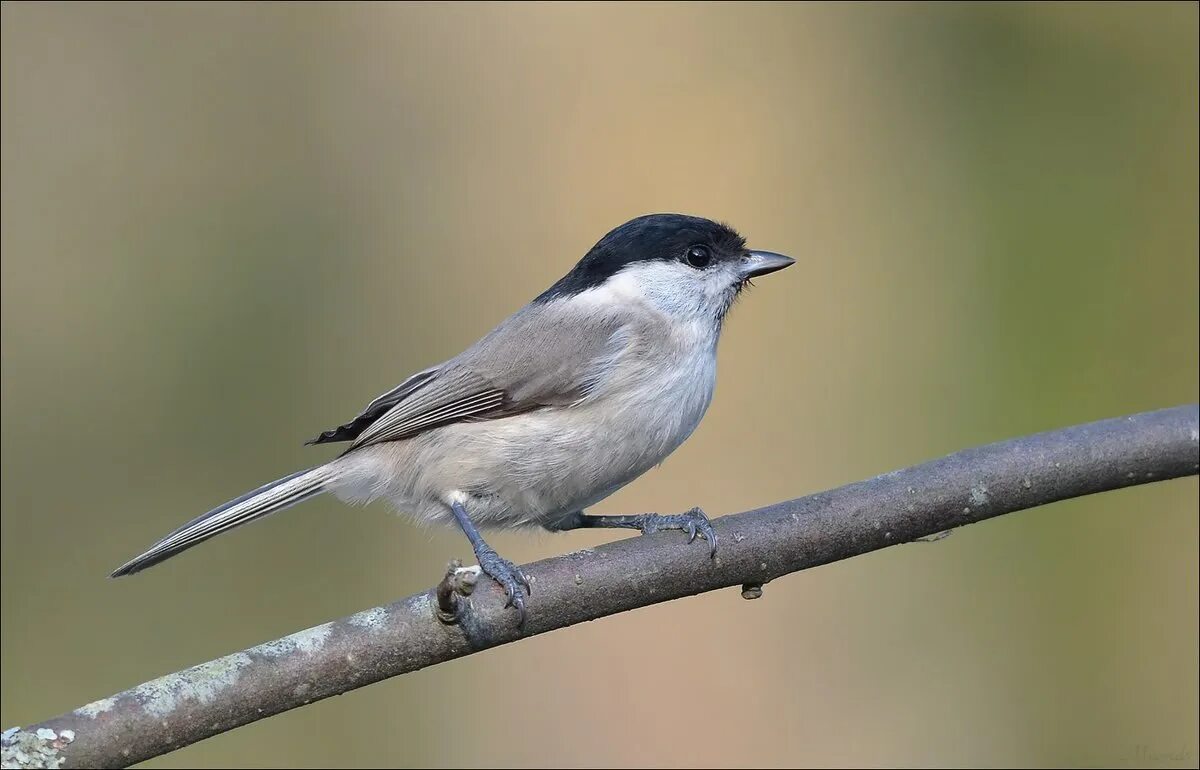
[[308, 305, 630, 452]]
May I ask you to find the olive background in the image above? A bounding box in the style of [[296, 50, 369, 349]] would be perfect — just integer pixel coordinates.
[[2, 3, 1197, 767]]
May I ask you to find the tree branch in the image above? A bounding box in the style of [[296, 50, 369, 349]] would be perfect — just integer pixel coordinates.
[[4, 405, 1198, 769]]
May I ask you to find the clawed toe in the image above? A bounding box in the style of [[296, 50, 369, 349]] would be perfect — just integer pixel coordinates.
[[476, 548, 531, 625], [683, 507, 719, 557], [641, 508, 718, 558]]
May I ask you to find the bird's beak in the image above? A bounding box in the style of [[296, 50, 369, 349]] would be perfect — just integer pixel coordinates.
[[740, 250, 795, 278]]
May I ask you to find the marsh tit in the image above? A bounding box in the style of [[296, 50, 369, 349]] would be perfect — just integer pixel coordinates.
[[112, 214, 794, 621]]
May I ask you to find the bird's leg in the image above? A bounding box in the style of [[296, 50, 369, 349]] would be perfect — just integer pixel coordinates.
[[449, 500, 531, 623], [549, 507, 718, 557]]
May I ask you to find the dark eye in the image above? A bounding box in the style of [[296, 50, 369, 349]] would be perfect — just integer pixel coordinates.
[[685, 244, 712, 268]]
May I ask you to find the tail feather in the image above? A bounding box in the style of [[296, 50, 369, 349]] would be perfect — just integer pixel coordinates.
[[110, 466, 335, 577]]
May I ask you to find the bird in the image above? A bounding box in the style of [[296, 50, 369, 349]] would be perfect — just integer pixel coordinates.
[[111, 213, 795, 622]]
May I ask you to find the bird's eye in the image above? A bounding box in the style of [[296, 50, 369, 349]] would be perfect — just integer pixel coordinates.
[[685, 245, 712, 268]]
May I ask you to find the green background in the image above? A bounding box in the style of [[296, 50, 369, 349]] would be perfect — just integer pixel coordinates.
[[2, 3, 1197, 767]]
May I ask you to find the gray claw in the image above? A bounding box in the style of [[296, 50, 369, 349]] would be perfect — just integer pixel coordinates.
[[642, 508, 718, 558], [476, 547, 530, 625], [688, 507, 719, 558]]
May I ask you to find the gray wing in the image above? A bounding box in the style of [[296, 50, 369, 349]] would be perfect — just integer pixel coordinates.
[[306, 364, 441, 445], [309, 305, 629, 451]]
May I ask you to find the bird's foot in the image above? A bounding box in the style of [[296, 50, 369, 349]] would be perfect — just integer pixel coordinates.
[[637, 507, 718, 557], [475, 546, 531, 624]]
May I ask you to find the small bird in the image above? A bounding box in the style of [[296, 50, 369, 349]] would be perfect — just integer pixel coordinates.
[[111, 214, 794, 621]]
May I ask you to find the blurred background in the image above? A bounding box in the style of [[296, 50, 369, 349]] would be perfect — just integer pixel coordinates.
[[2, 2, 1197, 767]]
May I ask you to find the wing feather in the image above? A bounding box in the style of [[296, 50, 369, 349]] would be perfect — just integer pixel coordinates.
[[349, 388, 506, 447], [307, 365, 441, 445], [309, 303, 632, 452]]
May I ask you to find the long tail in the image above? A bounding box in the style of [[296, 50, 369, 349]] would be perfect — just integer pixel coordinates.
[[110, 465, 337, 577]]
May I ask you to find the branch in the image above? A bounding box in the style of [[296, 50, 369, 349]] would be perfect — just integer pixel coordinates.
[[4, 405, 1197, 769]]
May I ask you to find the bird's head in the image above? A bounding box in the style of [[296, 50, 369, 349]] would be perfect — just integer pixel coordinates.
[[538, 213, 794, 327]]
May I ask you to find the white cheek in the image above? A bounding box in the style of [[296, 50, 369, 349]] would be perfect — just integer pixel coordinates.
[[570, 261, 735, 322], [703, 265, 740, 302]]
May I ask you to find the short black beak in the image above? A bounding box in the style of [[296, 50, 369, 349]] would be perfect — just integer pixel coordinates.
[[740, 250, 795, 279]]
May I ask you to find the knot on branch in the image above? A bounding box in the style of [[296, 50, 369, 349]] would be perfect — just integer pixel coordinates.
[[434, 560, 482, 624]]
